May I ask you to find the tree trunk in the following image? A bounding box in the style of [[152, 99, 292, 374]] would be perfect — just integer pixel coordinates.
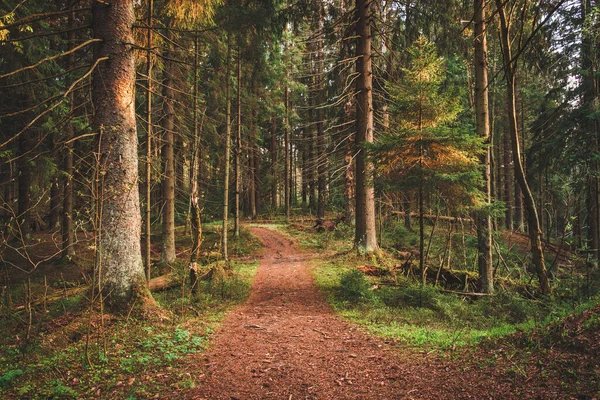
[[249, 108, 258, 218], [189, 35, 203, 293], [582, 0, 600, 263], [144, 0, 153, 280], [92, 0, 149, 309], [316, 5, 328, 220], [474, 0, 493, 293], [344, 139, 355, 223], [354, 0, 378, 252], [17, 133, 33, 238], [503, 123, 513, 230], [234, 45, 242, 237], [222, 35, 232, 262], [284, 76, 291, 220], [404, 193, 413, 231], [62, 11, 77, 258], [496, 0, 551, 295], [160, 29, 176, 264], [270, 116, 278, 209], [49, 168, 60, 230]]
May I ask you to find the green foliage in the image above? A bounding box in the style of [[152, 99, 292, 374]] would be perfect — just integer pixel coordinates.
[[339, 270, 372, 303], [312, 245, 600, 350], [0, 369, 23, 388], [388, 223, 418, 249], [373, 36, 483, 214], [48, 379, 78, 399]]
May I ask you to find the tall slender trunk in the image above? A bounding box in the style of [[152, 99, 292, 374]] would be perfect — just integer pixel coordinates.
[[344, 138, 355, 222], [503, 126, 513, 230], [161, 29, 176, 264], [222, 35, 232, 262], [189, 35, 203, 292], [49, 161, 60, 230], [474, 0, 493, 293], [61, 9, 76, 257], [234, 45, 242, 237], [419, 174, 425, 283], [249, 117, 257, 219], [582, 0, 600, 263], [496, 0, 550, 295], [316, 5, 327, 220], [284, 73, 291, 220], [144, 0, 153, 280], [17, 133, 32, 238], [270, 116, 277, 209], [354, 0, 378, 252], [301, 127, 309, 206], [308, 74, 317, 212], [92, 0, 148, 308]]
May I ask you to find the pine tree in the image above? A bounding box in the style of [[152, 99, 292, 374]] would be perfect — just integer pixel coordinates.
[[375, 37, 482, 282], [91, 0, 149, 309]]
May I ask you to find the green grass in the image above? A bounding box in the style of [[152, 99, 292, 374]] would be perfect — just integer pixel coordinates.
[[0, 257, 258, 399], [307, 233, 600, 351]]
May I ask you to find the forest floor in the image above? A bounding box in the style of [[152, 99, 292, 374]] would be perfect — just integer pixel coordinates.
[[1, 224, 598, 399], [175, 226, 593, 399]]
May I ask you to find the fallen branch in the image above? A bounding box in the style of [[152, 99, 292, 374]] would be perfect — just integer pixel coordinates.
[[439, 289, 492, 297]]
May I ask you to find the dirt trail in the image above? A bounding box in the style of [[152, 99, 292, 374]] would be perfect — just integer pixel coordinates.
[[180, 227, 524, 399]]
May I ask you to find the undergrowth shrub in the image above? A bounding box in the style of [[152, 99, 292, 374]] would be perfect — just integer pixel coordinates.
[[206, 275, 250, 302], [388, 223, 418, 249], [339, 270, 372, 303], [474, 290, 538, 324], [378, 284, 466, 322]]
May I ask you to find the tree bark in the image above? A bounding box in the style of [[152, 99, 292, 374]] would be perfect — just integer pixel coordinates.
[[354, 0, 378, 252], [316, 4, 328, 220], [222, 34, 232, 262], [190, 35, 203, 293], [496, 0, 551, 295], [62, 9, 76, 257], [49, 170, 60, 230], [160, 29, 176, 264], [234, 44, 242, 237], [344, 139, 355, 223], [503, 125, 513, 230], [270, 115, 278, 209], [284, 71, 291, 220], [582, 0, 600, 263], [17, 133, 32, 238], [474, 0, 493, 293], [144, 0, 153, 280], [92, 0, 149, 309]]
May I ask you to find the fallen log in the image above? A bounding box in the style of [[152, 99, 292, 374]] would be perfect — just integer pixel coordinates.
[[391, 211, 472, 224], [148, 273, 180, 292]]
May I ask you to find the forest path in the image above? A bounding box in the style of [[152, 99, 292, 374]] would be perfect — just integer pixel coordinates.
[[180, 226, 515, 400]]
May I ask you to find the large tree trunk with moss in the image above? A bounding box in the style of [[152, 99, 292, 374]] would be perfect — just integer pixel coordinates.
[[92, 0, 149, 309], [354, 0, 378, 252], [496, 0, 550, 295], [474, 0, 493, 293], [161, 29, 176, 264]]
